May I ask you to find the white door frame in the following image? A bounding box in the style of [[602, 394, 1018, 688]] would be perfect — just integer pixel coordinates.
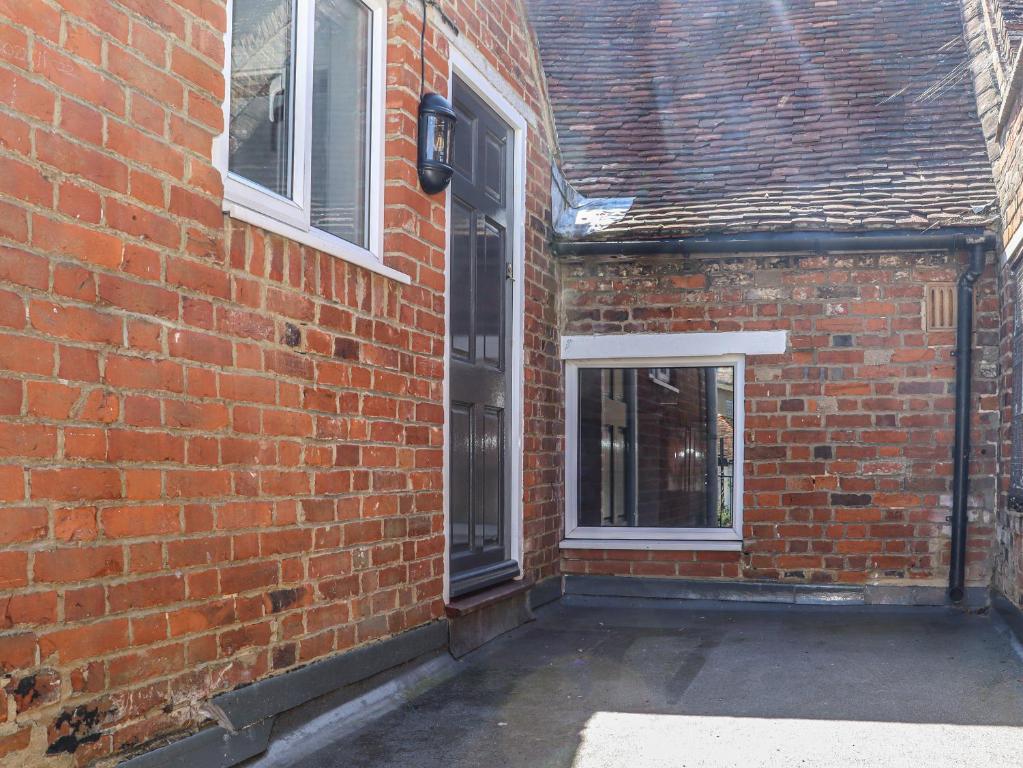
[[441, 49, 528, 602]]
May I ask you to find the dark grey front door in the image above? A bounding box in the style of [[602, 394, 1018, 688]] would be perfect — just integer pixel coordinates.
[[448, 76, 518, 597]]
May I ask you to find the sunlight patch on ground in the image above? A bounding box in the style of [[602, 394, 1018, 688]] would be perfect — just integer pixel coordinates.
[[571, 712, 1023, 767]]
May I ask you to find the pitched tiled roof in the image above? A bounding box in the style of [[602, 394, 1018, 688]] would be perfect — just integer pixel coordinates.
[[528, 0, 998, 240]]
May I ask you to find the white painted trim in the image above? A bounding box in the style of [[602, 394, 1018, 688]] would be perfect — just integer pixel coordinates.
[[215, 0, 390, 274], [365, 0, 386, 263], [246, 654, 460, 768], [562, 331, 788, 361], [212, 0, 233, 183], [224, 174, 307, 231], [442, 50, 530, 602], [567, 526, 741, 542], [293, 0, 313, 219], [564, 349, 748, 548], [559, 539, 743, 552], [1003, 226, 1023, 266], [225, 202, 410, 284], [446, 34, 538, 126]]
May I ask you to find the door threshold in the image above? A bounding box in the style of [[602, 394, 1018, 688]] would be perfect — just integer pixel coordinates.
[[449, 559, 521, 599], [446, 575, 535, 657], [446, 577, 534, 618]]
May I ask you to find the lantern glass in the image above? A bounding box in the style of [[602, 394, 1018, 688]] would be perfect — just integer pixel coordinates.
[[423, 113, 452, 165]]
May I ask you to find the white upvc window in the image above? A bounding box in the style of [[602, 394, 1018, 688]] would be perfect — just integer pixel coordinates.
[[561, 331, 786, 552], [218, 0, 403, 281]]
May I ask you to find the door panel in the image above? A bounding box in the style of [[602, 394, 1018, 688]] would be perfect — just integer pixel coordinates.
[[448, 76, 518, 597], [481, 406, 504, 547], [476, 217, 505, 368], [449, 402, 472, 552], [452, 105, 476, 179], [450, 200, 472, 360], [483, 131, 505, 204]]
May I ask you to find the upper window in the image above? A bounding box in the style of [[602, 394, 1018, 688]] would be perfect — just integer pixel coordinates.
[[221, 0, 384, 265]]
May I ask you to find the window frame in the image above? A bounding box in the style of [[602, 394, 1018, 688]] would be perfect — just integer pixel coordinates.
[[216, 0, 403, 282], [561, 331, 786, 552]]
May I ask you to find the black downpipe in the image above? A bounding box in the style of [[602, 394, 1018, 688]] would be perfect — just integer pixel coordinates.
[[949, 242, 988, 603]]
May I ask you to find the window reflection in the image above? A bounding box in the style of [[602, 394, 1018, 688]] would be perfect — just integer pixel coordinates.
[[578, 366, 735, 529], [310, 0, 371, 247], [229, 0, 295, 197]]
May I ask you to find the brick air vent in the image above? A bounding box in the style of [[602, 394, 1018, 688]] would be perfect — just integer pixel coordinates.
[[924, 283, 956, 330]]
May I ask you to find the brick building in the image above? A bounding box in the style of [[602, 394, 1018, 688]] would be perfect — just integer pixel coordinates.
[[963, 0, 1023, 610], [0, 1, 561, 764], [0, 0, 1023, 766], [534, 0, 1002, 588]]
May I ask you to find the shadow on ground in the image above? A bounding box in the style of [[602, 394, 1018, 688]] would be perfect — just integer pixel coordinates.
[[290, 598, 1023, 767]]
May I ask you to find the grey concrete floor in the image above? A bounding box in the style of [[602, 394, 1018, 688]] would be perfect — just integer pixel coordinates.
[[296, 598, 1023, 767]]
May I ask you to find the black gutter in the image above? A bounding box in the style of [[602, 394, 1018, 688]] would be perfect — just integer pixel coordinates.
[[552, 228, 990, 257], [554, 226, 998, 602], [948, 241, 989, 603]]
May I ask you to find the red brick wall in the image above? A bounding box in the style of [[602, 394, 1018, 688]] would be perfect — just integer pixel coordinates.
[[560, 251, 998, 586], [0, 0, 561, 764]]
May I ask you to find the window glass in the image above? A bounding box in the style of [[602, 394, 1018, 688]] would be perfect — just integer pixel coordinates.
[[229, 0, 295, 198], [310, 0, 371, 246], [577, 366, 735, 529]]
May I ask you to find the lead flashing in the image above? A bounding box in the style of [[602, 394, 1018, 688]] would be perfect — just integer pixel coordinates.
[[213, 620, 449, 730], [117, 720, 274, 768], [552, 164, 634, 239], [564, 575, 989, 608]]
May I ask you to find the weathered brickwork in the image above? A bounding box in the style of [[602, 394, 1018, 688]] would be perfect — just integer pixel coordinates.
[[963, 0, 1023, 250], [992, 267, 1023, 604], [2, 0, 1016, 764], [962, 0, 1023, 606], [560, 251, 999, 585], [0, 0, 561, 765], [996, 109, 1023, 246], [998, 105, 1023, 247]]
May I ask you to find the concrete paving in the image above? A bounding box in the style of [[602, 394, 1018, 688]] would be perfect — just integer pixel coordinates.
[[287, 598, 1023, 767]]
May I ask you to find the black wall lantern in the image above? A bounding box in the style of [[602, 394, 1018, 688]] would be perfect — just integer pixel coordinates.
[[418, 93, 456, 195]]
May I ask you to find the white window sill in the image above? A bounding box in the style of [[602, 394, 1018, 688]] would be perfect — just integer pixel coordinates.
[[560, 539, 743, 552], [224, 201, 411, 285]]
